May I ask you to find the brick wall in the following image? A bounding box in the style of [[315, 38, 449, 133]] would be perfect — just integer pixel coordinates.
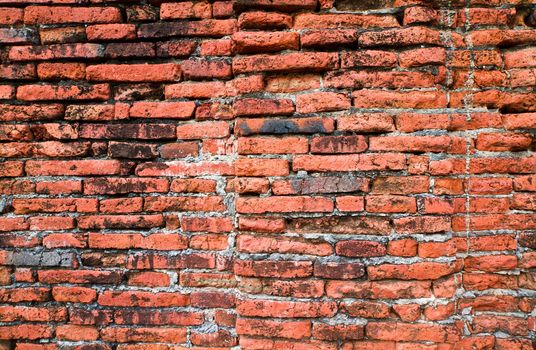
[[0, 0, 535, 349]]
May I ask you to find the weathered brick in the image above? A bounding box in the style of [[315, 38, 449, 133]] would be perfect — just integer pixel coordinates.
[[301, 29, 359, 48], [130, 101, 195, 119], [238, 11, 292, 29], [232, 31, 299, 53], [24, 6, 121, 24], [294, 13, 399, 28], [234, 0, 317, 12], [360, 27, 442, 47], [17, 84, 110, 101], [296, 92, 351, 113], [40, 26, 86, 44], [138, 19, 236, 38], [0, 1, 531, 347], [37, 63, 86, 80], [235, 117, 334, 136], [86, 24, 136, 41], [86, 63, 181, 82], [161, 2, 212, 19], [233, 52, 339, 73]]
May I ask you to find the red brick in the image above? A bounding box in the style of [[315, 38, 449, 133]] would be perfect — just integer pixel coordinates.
[[237, 299, 337, 318], [191, 291, 235, 308], [166, 81, 225, 99], [235, 260, 312, 278], [17, 83, 110, 101], [98, 290, 188, 308], [232, 31, 299, 53], [237, 196, 333, 214], [238, 217, 285, 233], [38, 270, 122, 284], [101, 327, 187, 343], [354, 90, 447, 108], [39, 26, 86, 44], [294, 13, 399, 28], [0, 325, 53, 340], [130, 101, 195, 119], [86, 24, 136, 41], [213, 1, 234, 18], [388, 238, 418, 257], [227, 177, 270, 194], [234, 0, 315, 11], [368, 262, 458, 280], [26, 160, 121, 176], [336, 196, 365, 212], [394, 216, 451, 233], [237, 318, 311, 339], [87, 63, 181, 82], [13, 198, 97, 214], [139, 19, 236, 38], [326, 280, 432, 299], [327, 70, 438, 89], [233, 52, 339, 73], [78, 214, 164, 230], [313, 323, 364, 341], [0, 27, 37, 44], [470, 155, 536, 174], [156, 40, 197, 57], [476, 132, 532, 151], [233, 98, 294, 117], [293, 154, 406, 172], [336, 240, 386, 257], [266, 74, 320, 93], [400, 47, 446, 67], [360, 27, 442, 47], [311, 135, 368, 154], [465, 255, 517, 272], [238, 235, 332, 256], [235, 117, 334, 136], [0, 85, 14, 99], [235, 158, 288, 176], [160, 2, 212, 19], [337, 113, 395, 132], [0, 63, 35, 80], [191, 330, 237, 347], [238, 136, 308, 154], [24, 6, 121, 24], [181, 59, 232, 80], [238, 11, 292, 30], [341, 50, 398, 68], [171, 178, 216, 193], [106, 42, 156, 58], [297, 92, 351, 113], [504, 48, 536, 69], [200, 39, 232, 56], [57, 325, 98, 341], [301, 29, 359, 48], [159, 142, 199, 158], [136, 160, 235, 176], [37, 63, 85, 80], [404, 6, 438, 25], [366, 322, 457, 342], [177, 121, 229, 139], [144, 196, 225, 212], [0, 7, 23, 24]]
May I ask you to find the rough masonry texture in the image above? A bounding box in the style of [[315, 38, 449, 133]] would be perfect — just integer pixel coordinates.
[[0, 0, 535, 349]]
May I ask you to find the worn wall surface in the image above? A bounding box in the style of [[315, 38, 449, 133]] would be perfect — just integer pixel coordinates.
[[0, 0, 536, 349]]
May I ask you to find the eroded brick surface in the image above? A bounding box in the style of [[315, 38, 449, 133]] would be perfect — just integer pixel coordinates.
[[0, 0, 535, 349]]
